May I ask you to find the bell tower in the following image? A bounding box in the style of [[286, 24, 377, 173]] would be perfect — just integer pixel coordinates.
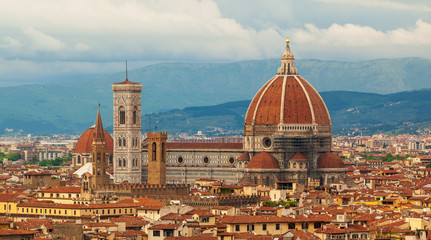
[[91, 105, 110, 189], [147, 131, 167, 185], [112, 71, 142, 184]]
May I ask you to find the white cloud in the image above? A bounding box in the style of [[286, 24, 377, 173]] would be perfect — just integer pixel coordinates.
[[0, 0, 430, 85], [23, 27, 66, 52], [319, 0, 431, 12], [291, 19, 431, 59], [0, 0, 284, 62], [0, 37, 21, 48]]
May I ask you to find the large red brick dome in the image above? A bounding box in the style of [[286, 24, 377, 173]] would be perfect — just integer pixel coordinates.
[[244, 39, 330, 127], [245, 75, 330, 126], [74, 127, 113, 154], [247, 152, 279, 169]]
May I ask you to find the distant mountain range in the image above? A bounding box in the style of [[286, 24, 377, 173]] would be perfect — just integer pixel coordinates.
[[137, 89, 431, 136], [0, 57, 430, 134]]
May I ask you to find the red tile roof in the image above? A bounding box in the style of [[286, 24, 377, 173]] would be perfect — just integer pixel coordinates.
[[290, 152, 307, 161], [39, 186, 81, 193], [318, 152, 345, 169], [114, 79, 140, 85], [0, 229, 39, 236], [245, 75, 330, 125], [74, 127, 113, 154], [247, 152, 279, 169]]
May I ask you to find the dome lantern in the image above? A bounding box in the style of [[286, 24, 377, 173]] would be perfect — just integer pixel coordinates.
[[277, 36, 297, 75]]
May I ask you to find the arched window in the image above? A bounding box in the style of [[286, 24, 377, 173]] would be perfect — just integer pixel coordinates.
[[123, 138, 126, 147], [152, 142, 157, 161], [133, 107, 137, 124], [266, 176, 270, 186], [162, 142, 165, 162], [293, 162, 297, 168], [119, 138, 122, 147], [119, 107, 126, 125], [119, 159, 122, 167], [77, 155, 81, 164], [123, 159, 126, 168]]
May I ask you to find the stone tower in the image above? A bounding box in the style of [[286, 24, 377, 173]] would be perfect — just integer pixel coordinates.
[[112, 77, 142, 184], [147, 131, 167, 185], [91, 106, 110, 189]]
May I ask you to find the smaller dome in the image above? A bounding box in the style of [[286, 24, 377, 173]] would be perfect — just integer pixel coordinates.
[[290, 153, 307, 161], [247, 152, 279, 169], [237, 152, 250, 161], [74, 127, 113, 154], [317, 152, 345, 169]]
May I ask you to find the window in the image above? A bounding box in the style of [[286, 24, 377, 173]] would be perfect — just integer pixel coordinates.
[[162, 142, 165, 161], [119, 138, 122, 147], [153, 230, 160, 236], [97, 153, 101, 162], [119, 109, 125, 124], [314, 222, 321, 229], [133, 109, 137, 124], [229, 157, 235, 165], [203, 157, 209, 164], [263, 224, 267, 231], [164, 230, 174, 237], [77, 155, 81, 164], [177, 156, 184, 164], [276, 223, 281, 230], [74, 210, 76, 215], [119, 159, 122, 167], [152, 143, 157, 161], [247, 224, 254, 231], [123, 138, 126, 147], [263, 137, 272, 148]]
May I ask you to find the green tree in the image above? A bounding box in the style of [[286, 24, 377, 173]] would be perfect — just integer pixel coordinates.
[[38, 157, 68, 167], [385, 153, 394, 162], [426, 163, 431, 168], [30, 156, 38, 163], [5, 153, 21, 161], [65, 153, 72, 162]]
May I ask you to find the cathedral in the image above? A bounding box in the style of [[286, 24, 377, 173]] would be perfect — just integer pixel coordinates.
[[72, 38, 348, 188]]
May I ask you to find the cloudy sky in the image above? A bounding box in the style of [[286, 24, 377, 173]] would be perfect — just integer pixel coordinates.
[[0, 0, 430, 86]]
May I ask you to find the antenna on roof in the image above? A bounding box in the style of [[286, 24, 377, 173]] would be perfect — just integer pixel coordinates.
[[126, 60, 128, 80]]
